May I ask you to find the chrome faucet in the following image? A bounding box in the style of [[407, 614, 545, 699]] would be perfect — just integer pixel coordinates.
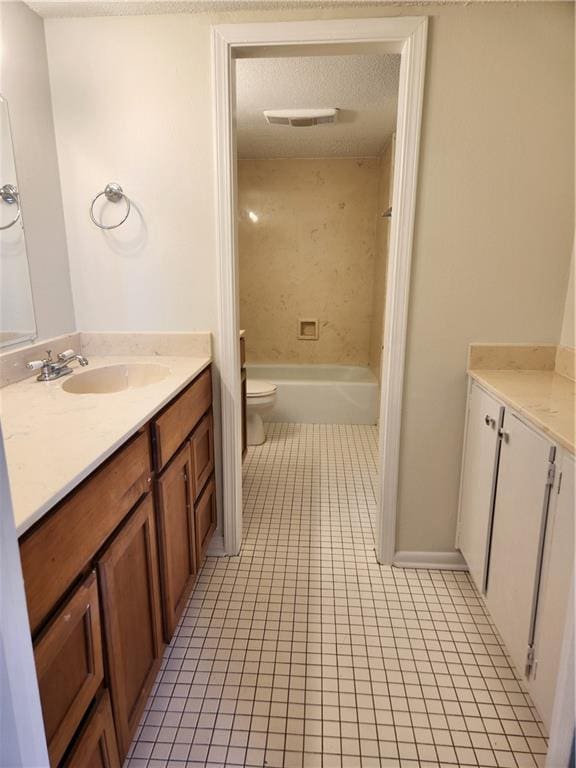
[[26, 349, 89, 382]]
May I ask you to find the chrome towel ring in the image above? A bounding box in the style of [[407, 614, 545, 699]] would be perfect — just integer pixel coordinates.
[[0, 184, 21, 230], [90, 182, 131, 230]]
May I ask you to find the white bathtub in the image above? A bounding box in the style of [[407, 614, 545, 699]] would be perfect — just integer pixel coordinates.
[[247, 364, 378, 425]]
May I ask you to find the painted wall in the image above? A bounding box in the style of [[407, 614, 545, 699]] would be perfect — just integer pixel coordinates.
[[560, 249, 574, 349], [0, 1, 75, 342], [45, 13, 217, 335], [369, 137, 394, 378], [44, 3, 574, 554], [238, 157, 379, 366]]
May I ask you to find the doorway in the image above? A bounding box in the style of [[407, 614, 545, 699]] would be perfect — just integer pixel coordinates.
[[212, 17, 428, 563]]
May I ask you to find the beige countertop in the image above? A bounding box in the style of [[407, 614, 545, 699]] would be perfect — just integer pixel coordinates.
[[1, 354, 211, 536], [468, 369, 575, 454]]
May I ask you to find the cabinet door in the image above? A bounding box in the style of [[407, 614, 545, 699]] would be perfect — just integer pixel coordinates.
[[190, 413, 214, 500], [34, 573, 104, 767], [64, 691, 120, 768], [529, 451, 574, 728], [195, 477, 216, 567], [156, 444, 197, 641], [457, 382, 503, 593], [97, 494, 163, 761], [486, 411, 554, 678], [241, 368, 247, 459]]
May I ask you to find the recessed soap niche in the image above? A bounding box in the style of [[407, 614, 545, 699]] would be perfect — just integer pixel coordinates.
[[297, 318, 319, 340]]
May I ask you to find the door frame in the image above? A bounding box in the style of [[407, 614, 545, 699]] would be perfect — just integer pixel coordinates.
[[212, 16, 428, 563]]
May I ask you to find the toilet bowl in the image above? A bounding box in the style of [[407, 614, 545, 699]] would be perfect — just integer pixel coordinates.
[[246, 379, 277, 445]]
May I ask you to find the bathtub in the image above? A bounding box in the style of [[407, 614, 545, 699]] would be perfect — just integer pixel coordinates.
[[247, 364, 378, 425]]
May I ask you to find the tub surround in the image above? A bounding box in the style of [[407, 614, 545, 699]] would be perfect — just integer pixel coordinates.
[[468, 343, 575, 453], [1, 331, 212, 535], [369, 136, 394, 379], [238, 157, 380, 367]]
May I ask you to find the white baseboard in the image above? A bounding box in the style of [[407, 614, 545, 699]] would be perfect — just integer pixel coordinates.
[[393, 550, 468, 571], [206, 534, 226, 557]]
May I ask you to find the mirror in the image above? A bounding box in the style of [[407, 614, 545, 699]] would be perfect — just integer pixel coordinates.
[[0, 94, 36, 348]]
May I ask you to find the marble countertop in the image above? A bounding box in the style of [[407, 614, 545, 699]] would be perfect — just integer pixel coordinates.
[[1, 354, 211, 536], [468, 369, 575, 454]]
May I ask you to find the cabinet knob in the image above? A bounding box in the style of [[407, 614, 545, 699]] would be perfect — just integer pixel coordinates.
[[498, 428, 510, 443], [484, 415, 495, 428]]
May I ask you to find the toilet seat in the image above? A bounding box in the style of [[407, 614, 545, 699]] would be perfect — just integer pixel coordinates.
[[247, 380, 277, 398]]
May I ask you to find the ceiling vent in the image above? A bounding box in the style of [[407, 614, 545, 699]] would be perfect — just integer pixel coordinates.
[[263, 108, 338, 128]]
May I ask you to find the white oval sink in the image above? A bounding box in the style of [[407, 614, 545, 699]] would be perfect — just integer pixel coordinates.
[[62, 363, 170, 394]]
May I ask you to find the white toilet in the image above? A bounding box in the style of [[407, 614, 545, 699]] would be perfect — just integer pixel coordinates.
[[246, 379, 277, 445]]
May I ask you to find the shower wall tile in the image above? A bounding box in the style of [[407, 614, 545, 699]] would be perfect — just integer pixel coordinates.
[[238, 158, 380, 366], [369, 138, 394, 380]]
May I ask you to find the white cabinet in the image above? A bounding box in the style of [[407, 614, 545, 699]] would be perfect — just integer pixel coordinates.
[[485, 410, 555, 678], [528, 450, 574, 730], [457, 382, 503, 593], [457, 378, 574, 735]]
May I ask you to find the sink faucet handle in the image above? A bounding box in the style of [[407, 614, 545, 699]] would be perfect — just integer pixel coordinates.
[[26, 351, 53, 370], [26, 359, 45, 371], [58, 349, 76, 362]]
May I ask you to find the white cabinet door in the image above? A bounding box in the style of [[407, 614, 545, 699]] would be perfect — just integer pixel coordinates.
[[457, 382, 503, 593], [486, 411, 554, 679], [528, 450, 574, 729]]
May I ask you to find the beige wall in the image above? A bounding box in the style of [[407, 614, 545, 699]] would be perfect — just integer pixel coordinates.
[[44, 3, 574, 554], [0, 1, 75, 341], [369, 137, 395, 377], [238, 158, 380, 366], [560, 248, 574, 348]]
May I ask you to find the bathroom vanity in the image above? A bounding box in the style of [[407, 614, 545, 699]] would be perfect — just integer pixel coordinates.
[[456, 344, 574, 732], [6, 353, 216, 767]]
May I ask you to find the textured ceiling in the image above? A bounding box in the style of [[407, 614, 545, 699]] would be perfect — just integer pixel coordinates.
[[235, 54, 400, 158], [26, 0, 470, 19]]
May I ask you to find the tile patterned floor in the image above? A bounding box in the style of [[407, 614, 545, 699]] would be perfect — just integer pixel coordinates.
[[126, 423, 547, 768]]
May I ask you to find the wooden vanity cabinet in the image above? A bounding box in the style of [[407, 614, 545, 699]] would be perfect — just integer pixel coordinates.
[[156, 443, 197, 640], [97, 494, 163, 760], [19, 364, 216, 765]]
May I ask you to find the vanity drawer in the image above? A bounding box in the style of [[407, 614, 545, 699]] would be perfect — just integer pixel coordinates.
[[64, 690, 120, 768], [194, 477, 216, 566], [190, 413, 214, 500], [34, 572, 104, 768], [153, 367, 212, 470], [21, 430, 152, 634]]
